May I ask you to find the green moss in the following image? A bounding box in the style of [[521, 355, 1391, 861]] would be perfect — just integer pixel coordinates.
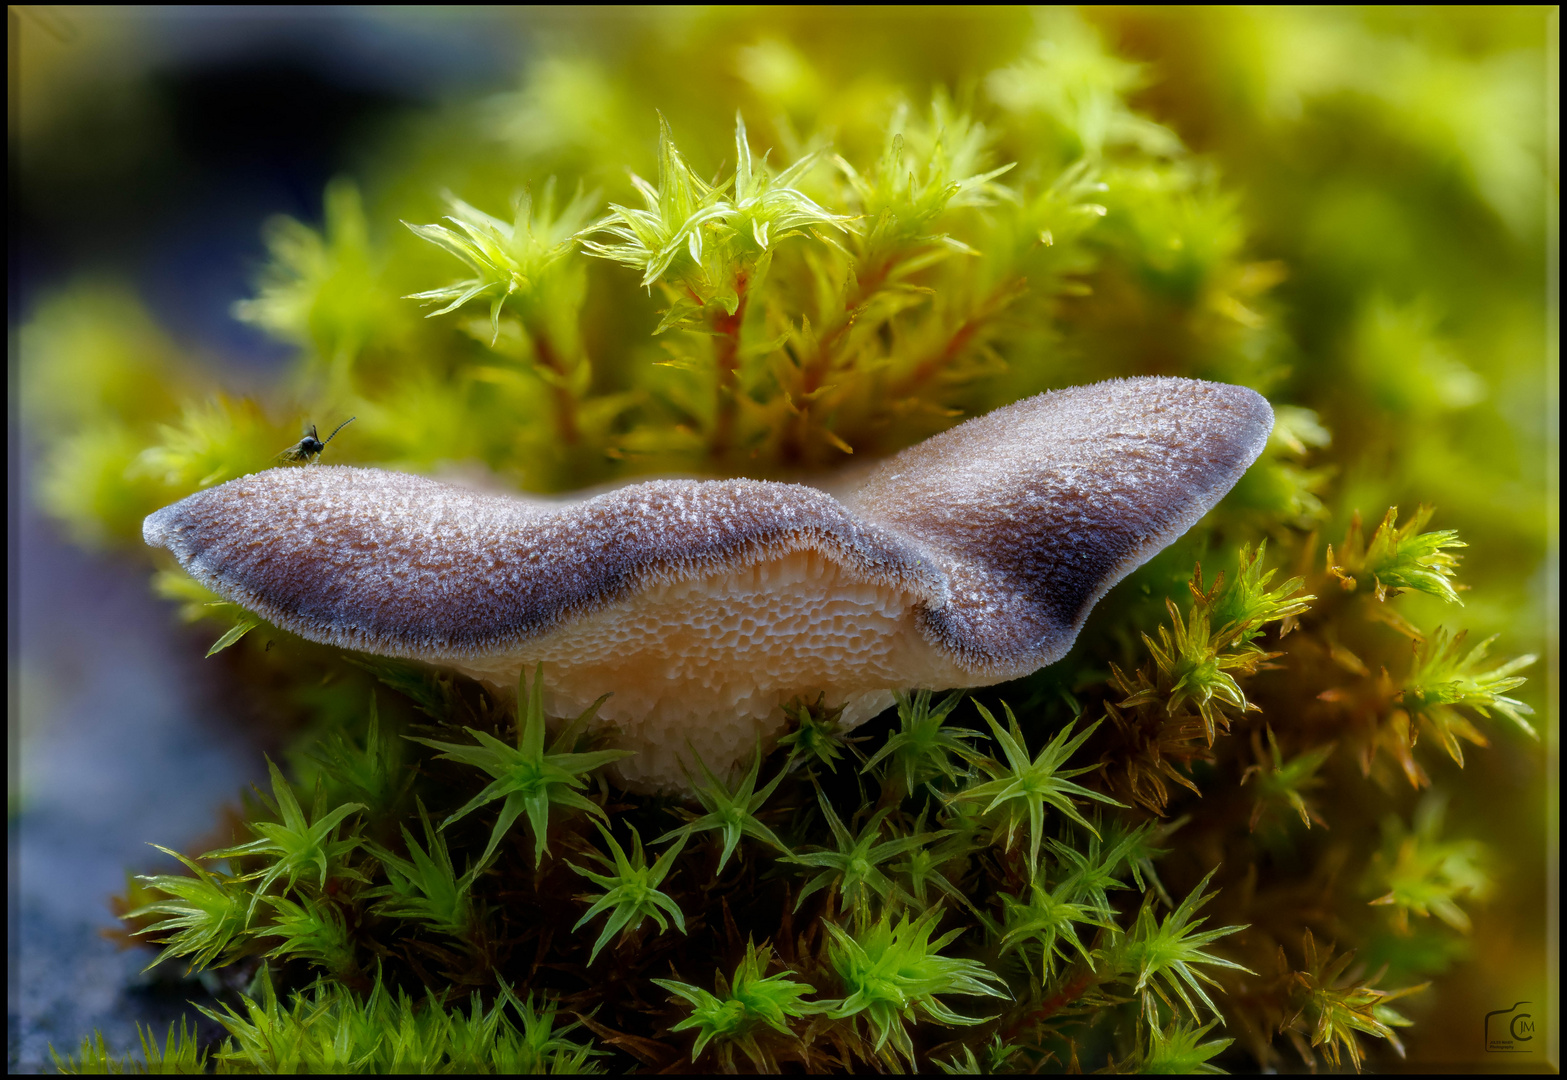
[[28, 7, 1548, 1074]]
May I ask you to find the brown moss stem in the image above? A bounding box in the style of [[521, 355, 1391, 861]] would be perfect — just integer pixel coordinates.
[[708, 270, 750, 462], [531, 330, 581, 447]]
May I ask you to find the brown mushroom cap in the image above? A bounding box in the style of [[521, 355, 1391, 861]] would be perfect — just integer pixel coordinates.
[[144, 377, 1272, 790]]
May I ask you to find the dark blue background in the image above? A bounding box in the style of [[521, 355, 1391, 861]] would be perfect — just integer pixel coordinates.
[[10, 10, 525, 1069]]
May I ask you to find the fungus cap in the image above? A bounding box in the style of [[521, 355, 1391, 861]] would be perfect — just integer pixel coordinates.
[[143, 377, 1273, 790]]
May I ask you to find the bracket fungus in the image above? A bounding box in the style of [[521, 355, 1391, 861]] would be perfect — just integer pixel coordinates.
[[144, 377, 1272, 791]]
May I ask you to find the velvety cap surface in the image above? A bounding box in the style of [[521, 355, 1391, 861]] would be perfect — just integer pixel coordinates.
[[143, 377, 1272, 789]]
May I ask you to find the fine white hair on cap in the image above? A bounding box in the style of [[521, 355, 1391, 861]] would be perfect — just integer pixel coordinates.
[[144, 377, 1273, 791]]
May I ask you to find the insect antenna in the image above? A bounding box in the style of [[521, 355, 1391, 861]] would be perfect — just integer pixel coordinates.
[[321, 416, 357, 446]]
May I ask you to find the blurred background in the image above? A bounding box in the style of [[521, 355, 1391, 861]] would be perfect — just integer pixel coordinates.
[[11, 9, 532, 1066], [10, 7, 1556, 1071]]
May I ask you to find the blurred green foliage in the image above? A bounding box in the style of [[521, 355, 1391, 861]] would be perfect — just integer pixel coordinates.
[[23, 7, 1551, 1074]]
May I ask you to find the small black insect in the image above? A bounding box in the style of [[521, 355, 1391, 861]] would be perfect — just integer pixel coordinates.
[[277, 417, 356, 465]]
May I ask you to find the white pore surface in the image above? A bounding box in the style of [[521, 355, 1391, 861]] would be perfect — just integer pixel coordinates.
[[455, 550, 968, 790]]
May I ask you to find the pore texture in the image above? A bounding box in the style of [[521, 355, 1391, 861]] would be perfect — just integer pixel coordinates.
[[144, 377, 1272, 790]]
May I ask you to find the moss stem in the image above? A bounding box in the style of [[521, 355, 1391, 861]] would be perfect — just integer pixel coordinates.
[[708, 270, 750, 462]]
